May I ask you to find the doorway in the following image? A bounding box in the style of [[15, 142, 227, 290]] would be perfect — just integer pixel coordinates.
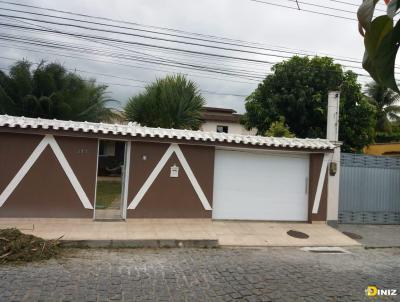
[[94, 140, 127, 220]]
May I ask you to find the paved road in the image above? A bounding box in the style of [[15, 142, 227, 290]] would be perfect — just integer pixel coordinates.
[[0, 247, 399, 302]]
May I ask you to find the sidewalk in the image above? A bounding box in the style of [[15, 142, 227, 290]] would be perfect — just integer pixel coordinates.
[[0, 218, 359, 247], [339, 224, 400, 248]]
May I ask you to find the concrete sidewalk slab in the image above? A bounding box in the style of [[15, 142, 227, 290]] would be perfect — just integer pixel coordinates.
[[0, 218, 359, 247], [338, 224, 400, 248]]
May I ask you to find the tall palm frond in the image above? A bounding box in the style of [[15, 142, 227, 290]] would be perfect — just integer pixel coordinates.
[[124, 74, 205, 130]]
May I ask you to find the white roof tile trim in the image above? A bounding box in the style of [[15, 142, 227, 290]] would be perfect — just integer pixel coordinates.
[[0, 115, 335, 150]]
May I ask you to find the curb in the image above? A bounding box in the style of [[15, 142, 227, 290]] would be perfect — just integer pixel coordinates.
[[59, 239, 219, 248], [364, 245, 400, 249]]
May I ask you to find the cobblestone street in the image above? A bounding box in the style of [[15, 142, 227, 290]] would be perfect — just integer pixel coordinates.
[[0, 247, 399, 302]]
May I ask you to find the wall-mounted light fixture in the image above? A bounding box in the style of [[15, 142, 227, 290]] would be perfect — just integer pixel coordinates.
[[329, 162, 337, 176]]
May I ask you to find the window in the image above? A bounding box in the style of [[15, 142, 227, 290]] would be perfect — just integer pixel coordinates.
[[99, 141, 116, 156], [216, 125, 229, 133]]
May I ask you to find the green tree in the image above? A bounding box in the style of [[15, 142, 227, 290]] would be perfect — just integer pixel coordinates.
[[242, 56, 376, 152], [124, 74, 205, 129], [365, 81, 400, 132], [265, 117, 294, 138], [357, 0, 400, 92], [0, 60, 115, 122]]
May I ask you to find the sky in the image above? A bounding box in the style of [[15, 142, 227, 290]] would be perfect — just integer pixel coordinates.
[[0, 0, 391, 113]]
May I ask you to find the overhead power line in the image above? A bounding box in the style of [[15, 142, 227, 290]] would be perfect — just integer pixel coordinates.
[[250, 0, 392, 21], [0, 22, 281, 67], [0, 12, 271, 79], [0, 27, 379, 81], [0, 42, 260, 85], [291, 0, 387, 14], [0, 14, 294, 63], [249, 0, 354, 21], [0, 1, 378, 86], [324, 0, 387, 12], [0, 58, 250, 97], [0, 12, 378, 81], [0, 14, 382, 74], [0, 6, 368, 67], [0, 0, 298, 48], [0, 10, 377, 80], [0, 0, 378, 64], [0, 21, 380, 76], [0, 6, 374, 68], [0, 32, 267, 81], [0, 40, 374, 82], [0, 0, 394, 72], [284, 0, 355, 15]]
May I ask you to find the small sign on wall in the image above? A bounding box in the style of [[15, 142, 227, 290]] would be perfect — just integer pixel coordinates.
[[77, 149, 88, 154], [170, 164, 179, 178]]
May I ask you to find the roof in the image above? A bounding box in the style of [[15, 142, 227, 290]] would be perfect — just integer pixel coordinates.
[[202, 107, 237, 114], [201, 107, 242, 123], [0, 115, 335, 151]]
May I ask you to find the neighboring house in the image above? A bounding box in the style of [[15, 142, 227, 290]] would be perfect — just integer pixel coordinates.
[[364, 143, 400, 157], [0, 114, 337, 224], [105, 108, 126, 124], [200, 107, 256, 135]]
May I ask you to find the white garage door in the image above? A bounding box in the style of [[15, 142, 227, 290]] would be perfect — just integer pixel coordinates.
[[212, 150, 309, 221]]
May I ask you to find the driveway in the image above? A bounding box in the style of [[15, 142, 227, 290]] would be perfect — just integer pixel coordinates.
[[339, 224, 400, 248], [0, 247, 399, 301]]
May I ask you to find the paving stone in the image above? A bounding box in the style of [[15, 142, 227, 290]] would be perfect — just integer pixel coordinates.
[[0, 247, 399, 301]]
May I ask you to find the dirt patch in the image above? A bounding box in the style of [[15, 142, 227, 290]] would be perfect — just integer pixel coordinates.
[[0, 228, 62, 264]]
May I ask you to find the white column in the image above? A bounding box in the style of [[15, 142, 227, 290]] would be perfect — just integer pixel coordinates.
[[327, 145, 341, 223], [326, 91, 341, 224], [121, 141, 131, 220], [327, 91, 340, 142]]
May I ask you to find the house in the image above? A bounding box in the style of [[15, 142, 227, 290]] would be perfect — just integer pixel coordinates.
[[200, 107, 257, 135], [0, 111, 339, 224], [364, 143, 400, 157], [0, 87, 343, 225]]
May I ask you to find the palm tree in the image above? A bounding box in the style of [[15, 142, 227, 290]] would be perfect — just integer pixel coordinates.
[[366, 81, 400, 132], [0, 60, 116, 122], [124, 74, 205, 129]]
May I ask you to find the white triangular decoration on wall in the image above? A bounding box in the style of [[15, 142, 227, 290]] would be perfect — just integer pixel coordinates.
[[128, 143, 212, 210], [0, 135, 93, 209]]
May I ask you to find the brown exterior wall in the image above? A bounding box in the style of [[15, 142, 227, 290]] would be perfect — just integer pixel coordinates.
[[127, 142, 214, 218], [308, 153, 328, 222], [55, 135, 98, 206], [0, 128, 331, 221], [0, 133, 97, 218]]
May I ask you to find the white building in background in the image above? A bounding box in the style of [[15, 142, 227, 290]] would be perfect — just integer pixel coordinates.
[[200, 107, 256, 135]]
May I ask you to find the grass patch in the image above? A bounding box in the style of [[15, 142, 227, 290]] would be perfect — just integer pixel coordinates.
[[96, 180, 121, 209], [0, 228, 61, 264]]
